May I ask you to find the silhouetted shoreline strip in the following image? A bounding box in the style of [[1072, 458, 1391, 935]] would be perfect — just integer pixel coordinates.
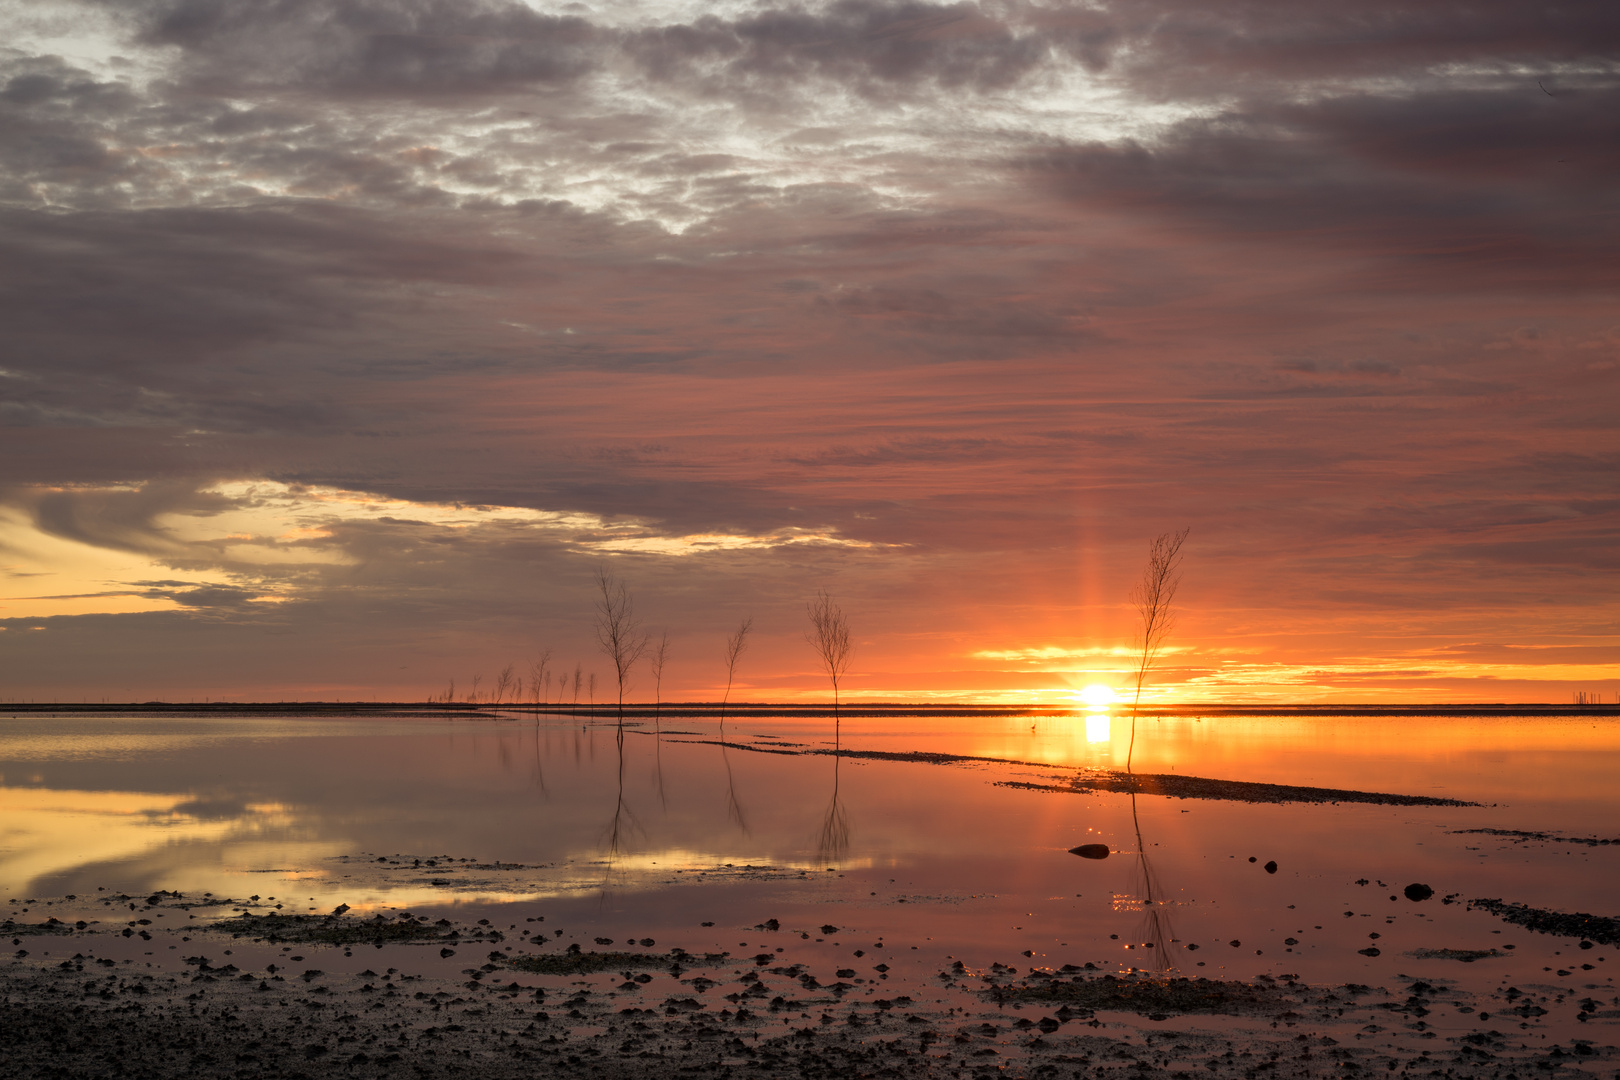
[[3, 702, 1615, 718], [998, 774, 1478, 807], [665, 738, 1478, 806]]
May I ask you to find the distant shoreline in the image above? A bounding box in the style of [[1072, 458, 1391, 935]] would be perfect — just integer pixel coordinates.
[[2, 702, 1616, 718]]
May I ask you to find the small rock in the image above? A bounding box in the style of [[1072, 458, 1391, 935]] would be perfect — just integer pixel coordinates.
[[1068, 844, 1109, 860], [1403, 883, 1434, 902], [1264, 861, 1278, 874]]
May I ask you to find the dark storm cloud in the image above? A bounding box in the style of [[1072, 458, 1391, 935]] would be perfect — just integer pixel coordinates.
[[1032, 83, 1620, 295], [125, 0, 601, 96], [624, 1, 1051, 101], [1038, 0, 1620, 93], [98, 0, 1063, 104]]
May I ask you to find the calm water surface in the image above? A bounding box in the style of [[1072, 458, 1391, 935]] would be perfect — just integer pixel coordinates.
[[3, 708, 1617, 1041]]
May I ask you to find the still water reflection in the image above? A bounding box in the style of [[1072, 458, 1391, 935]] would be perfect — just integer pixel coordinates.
[[2, 708, 1617, 1008]]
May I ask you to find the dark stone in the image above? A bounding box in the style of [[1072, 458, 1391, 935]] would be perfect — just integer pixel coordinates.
[[1068, 844, 1109, 860], [1404, 883, 1434, 902], [1264, 861, 1278, 874]]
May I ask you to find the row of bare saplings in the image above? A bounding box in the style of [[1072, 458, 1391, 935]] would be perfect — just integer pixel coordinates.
[[427, 570, 853, 718]]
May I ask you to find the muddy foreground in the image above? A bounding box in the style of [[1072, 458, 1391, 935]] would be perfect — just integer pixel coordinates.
[[5, 903, 1616, 1079]]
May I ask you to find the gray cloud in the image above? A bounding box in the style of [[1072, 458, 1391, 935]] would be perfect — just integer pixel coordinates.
[[1, 0, 1616, 699]]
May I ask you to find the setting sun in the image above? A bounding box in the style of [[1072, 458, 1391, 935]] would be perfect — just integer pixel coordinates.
[[1078, 684, 1117, 708]]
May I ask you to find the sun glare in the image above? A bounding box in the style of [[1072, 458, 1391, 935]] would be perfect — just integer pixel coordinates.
[[1078, 684, 1116, 708]]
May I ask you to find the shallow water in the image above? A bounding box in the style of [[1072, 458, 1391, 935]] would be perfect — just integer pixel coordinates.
[[3, 707, 1617, 1044]]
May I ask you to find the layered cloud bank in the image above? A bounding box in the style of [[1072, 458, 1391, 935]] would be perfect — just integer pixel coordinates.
[[1, 0, 1616, 702]]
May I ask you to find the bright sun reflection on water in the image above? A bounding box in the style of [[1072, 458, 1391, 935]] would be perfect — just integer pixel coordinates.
[[1085, 714, 1111, 743]]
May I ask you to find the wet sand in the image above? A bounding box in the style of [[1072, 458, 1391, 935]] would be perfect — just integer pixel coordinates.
[[6, 898, 1617, 1079]]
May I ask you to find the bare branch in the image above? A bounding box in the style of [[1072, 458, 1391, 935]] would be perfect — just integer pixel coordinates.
[[494, 663, 515, 706], [1127, 528, 1190, 772], [593, 566, 650, 724], [528, 650, 551, 706], [719, 618, 753, 723], [805, 591, 852, 716], [649, 632, 671, 709]]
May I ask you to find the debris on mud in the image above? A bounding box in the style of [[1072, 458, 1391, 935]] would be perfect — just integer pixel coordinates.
[[1470, 899, 1620, 946], [1406, 948, 1505, 962], [503, 948, 695, 975], [206, 912, 502, 946], [1452, 828, 1618, 846], [985, 971, 1320, 1019], [4, 906, 1616, 1080], [1, 918, 81, 937]]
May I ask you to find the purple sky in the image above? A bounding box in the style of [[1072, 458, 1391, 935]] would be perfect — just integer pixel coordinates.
[[0, 0, 1616, 703]]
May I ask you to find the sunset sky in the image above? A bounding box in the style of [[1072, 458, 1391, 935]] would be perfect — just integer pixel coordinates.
[[0, 0, 1615, 704]]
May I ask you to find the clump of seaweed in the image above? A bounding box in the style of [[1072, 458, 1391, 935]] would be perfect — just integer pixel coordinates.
[[1471, 899, 1620, 946], [205, 912, 499, 946], [986, 973, 1306, 1019], [2, 918, 82, 937], [1406, 948, 1505, 962], [502, 947, 730, 975], [504, 950, 674, 975]]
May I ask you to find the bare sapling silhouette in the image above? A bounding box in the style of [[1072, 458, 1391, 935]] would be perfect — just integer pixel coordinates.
[[716, 618, 754, 833], [593, 566, 650, 728], [588, 672, 597, 718], [719, 618, 753, 728], [571, 664, 582, 708], [1126, 528, 1189, 774], [469, 673, 483, 704], [528, 651, 551, 706], [806, 590, 852, 730], [494, 664, 516, 706], [435, 679, 455, 704], [648, 632, 671, 733]]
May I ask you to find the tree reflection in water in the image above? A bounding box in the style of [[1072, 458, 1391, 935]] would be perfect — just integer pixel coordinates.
[[531, 715, 549, 799], [1128, 791, 1179, 973], [815, 729, 850, 865], [719, 721, 749, 834], [603, 726, 642, 861], [651, 721, 667, 811]]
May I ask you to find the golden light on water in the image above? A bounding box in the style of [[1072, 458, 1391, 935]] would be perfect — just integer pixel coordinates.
[[1085, 715, 1112, 744]]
